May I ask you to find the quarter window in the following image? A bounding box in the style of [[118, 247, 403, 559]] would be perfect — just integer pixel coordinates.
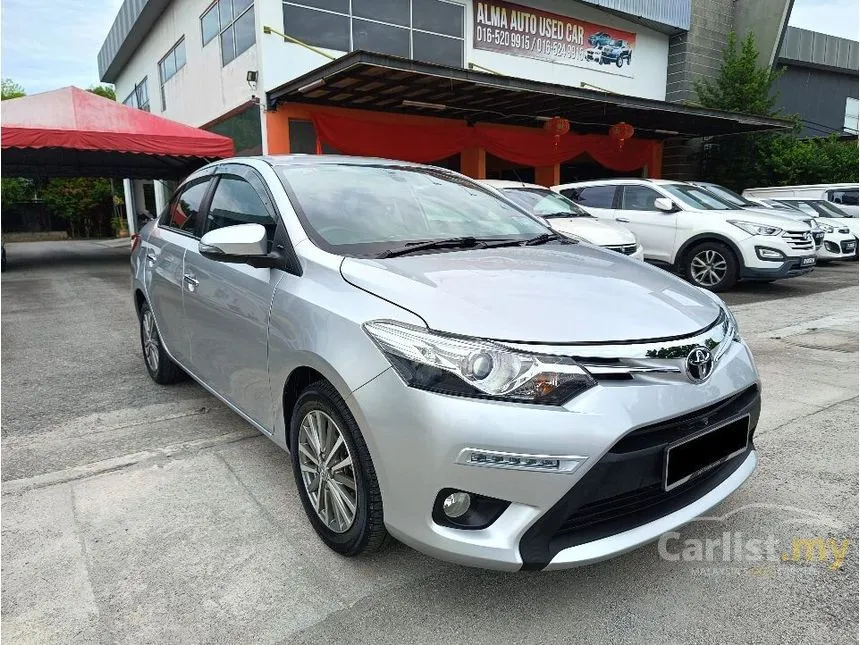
[[567, 185, 616, 208], [158, 38, 186, 111], [206, 176, 278, 244], [620, 185, 662, 211], [201, 0, 256, 66], [829, 188, 858, 206], [164, 180, 211, 234], [281, 0, 465, 67]]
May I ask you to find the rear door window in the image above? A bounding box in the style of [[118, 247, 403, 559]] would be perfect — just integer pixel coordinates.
[[566, 185, 617, 208], [163, 179, 211, 235]]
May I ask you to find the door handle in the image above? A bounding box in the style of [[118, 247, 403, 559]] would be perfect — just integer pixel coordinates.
[[183, 273, 199, 290], [146, 253, 156, 265], [616, 217, 631, 223]]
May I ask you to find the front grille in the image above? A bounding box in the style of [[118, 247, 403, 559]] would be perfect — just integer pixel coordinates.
[[605, 243, 637, 256], [518, 385, 760, 569], [782, 230, 815, 250]]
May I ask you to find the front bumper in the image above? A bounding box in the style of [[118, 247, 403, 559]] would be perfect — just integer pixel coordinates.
[[348, 339, 759, 570], [737, 235, 816, 280], [817, 233, 856, 260]]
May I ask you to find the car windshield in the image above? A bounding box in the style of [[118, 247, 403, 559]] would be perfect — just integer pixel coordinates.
[[276, 164, 550, 257], [661, 184, 735, 210], [500, 188, 593, 218], [697, 183, 755, 207], [790, 200, 853, 218]]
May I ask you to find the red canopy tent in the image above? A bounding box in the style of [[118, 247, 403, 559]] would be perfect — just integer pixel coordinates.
[[1, 86, 234, 179]]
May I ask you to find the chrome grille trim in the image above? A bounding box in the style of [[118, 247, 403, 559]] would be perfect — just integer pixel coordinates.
[[781, 230, 815, 250], [500, 312, 736, 381], [604, 243, 638, 256]]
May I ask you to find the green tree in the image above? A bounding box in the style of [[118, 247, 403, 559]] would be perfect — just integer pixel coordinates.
[[88, 85, 116, 101], [40, 178, 113, 238], [696, 32, 858, 190], [1, 79, 25, 100]]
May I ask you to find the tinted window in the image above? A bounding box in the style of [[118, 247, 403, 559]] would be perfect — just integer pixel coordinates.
[[233, 7, 255, 58], [413, 31, 462, 67], [829, 188, 858, 206], [283, 4, 350, 51], [620, 185, 662, 211], [569, 185, 616, 208], [352, 20, 410, 57], [207, 176, 277, 243], [165, 180, 210, 234], [353, 0, 409, 26], [413, 0, 464, 37], [201, 5, 219, 44], [276, 165, 548, 256]]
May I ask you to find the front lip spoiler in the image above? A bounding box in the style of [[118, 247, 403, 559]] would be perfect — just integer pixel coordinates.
[[542, 450, 757, 570]]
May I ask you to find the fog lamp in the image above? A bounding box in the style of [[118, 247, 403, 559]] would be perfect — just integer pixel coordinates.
[[442, 492, 471, 518]]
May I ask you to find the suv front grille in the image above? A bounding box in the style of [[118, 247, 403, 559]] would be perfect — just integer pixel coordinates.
[[782, 230, 814, 250], [605, 243, 637, 256]]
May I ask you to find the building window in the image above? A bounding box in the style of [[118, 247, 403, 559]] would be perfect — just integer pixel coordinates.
[[844, 97, 859, 134], [123, 78, 150, 112], [158, 38, 187, 111], [201, 0, 255, 66], [282, 0, 465, 67]]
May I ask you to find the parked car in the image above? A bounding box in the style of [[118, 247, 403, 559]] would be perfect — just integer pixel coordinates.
[[133, 156, 760, 571], [743, 184, 859, 218], [553, 178, 817, 291], [479, 180, 644, 260], [588, 31, 613, 48], [585, 47, 603, 63], [768, 198, 857, 260], [691, 181, 825, 250], [600, 39, 632, 66]]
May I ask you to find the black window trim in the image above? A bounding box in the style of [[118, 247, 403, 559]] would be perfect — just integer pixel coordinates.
[[160, 175, 217, 238]]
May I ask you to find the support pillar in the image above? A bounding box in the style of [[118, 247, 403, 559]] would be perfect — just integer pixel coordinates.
[[535, 164, 560, 187], [460, 146, 486, 179], [123, 179, 137, 235]]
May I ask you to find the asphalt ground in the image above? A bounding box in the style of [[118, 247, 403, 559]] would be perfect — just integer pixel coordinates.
[[2, 241, 858, 644]]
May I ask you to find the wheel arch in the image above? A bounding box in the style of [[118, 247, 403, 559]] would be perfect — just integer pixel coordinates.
[[134, 288, 147, 318], [674, 233, 743, 270]]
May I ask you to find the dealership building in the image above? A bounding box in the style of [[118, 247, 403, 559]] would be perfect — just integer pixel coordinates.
[[98, 0, 799, 216]]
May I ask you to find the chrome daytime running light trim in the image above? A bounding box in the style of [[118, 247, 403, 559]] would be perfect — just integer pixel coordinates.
[[456, 448, 586, 473]]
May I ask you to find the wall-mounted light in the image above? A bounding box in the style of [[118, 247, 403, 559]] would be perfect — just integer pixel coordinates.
[[246, 70, 258, 91]]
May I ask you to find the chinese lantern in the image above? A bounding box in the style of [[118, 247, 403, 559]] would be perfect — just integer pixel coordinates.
[[543, 116, 571, 147], [609, 121, 635, 150]]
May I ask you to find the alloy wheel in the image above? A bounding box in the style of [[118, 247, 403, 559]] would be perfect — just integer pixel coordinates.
[[690, 249, 727, 287], [297, 409, 357, 533], [142, 309, 160, 372]]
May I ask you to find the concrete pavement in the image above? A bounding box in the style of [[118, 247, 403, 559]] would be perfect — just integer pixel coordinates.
[[2, 241, 857, 644]]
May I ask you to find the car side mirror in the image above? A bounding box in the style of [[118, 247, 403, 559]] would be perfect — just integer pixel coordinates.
[[654, 197, 677, 213], [199, 223, 282, 269]]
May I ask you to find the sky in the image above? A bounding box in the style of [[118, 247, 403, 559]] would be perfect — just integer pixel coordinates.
[[0, 0, 858, 95]]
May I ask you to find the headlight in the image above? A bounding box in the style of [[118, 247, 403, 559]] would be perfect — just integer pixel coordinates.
[[728, 220, 782, 236], [364, 321, 596, 405], [722, 304, 741, 341], [817, 222, 834, 233]]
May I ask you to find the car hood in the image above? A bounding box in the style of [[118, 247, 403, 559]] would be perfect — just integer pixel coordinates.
[[341, 245, 720, 343], [546, 218, 636, 246], [714, 208, 811, 229]]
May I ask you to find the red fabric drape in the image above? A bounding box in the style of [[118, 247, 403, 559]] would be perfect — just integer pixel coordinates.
[[310, 112, 656, 171], [311, 113, 471, 163]]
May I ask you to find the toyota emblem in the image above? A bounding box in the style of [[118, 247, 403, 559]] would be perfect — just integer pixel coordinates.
[[685, 346, 714, 383]]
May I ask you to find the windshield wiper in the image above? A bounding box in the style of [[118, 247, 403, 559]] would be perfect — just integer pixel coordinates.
[[541, 211, 592, 219], [522, 232, 569, 246], [378, 236, 493, 258]]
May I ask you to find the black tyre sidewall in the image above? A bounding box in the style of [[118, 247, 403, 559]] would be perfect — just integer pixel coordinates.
[[684, 242, 739, 292], [139, 301, 182, 384], [289, 381, 383, 556]]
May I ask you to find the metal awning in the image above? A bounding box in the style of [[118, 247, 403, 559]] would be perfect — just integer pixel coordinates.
[[267, 51, 791, 138]]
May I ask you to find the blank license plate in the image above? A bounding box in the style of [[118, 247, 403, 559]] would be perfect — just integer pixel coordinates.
[[801, 257, 816, 266], [664, 416, 750, 491]]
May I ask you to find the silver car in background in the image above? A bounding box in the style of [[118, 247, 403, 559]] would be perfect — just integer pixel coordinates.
[[132, 156, 760, 571]]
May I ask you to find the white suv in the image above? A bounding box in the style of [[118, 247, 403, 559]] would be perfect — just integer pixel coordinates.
[[553, 179, 817, 291]]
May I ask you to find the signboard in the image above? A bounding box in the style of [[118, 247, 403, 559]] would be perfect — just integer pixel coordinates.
[[473, 0, 637, 75]]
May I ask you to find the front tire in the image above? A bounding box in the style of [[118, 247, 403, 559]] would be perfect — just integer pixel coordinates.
[[139, 301, 185, 384], [616, 57, 623, 67], [683, 242, 739, 292], [289, 380, 387, 556]]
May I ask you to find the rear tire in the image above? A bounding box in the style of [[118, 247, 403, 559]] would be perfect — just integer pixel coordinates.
[[683, 242, 739, 292], [289, 380, 387, 556], [139, 301, 185, 384], [616, 57, 623, 67]]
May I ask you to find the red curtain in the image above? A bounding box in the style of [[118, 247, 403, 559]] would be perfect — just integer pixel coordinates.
[[310, 112, 655, 171]]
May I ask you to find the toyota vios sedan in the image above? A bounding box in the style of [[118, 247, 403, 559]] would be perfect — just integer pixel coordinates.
[[132, 156, 760, 571]]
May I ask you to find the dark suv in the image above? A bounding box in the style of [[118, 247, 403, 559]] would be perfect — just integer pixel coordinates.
[[601, 40, 632, 67], [588, 32, 613, 48]]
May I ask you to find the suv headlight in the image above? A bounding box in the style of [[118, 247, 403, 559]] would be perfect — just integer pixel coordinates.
[[364, 321, 596, 405], [817, 221, 834, 233], [728, 220, 782, 236]]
